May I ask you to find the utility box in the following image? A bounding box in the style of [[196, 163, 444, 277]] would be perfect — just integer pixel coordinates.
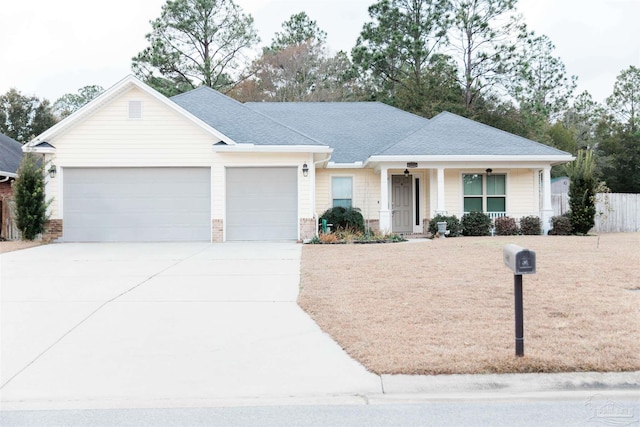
[[503, 244, 536, 275]]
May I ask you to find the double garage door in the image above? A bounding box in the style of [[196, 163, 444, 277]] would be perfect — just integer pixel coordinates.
[[63, 167, 297, 242]]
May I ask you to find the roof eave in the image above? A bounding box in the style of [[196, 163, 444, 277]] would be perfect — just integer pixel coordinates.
[[212, 144, 333, 154], [365, 154, 575, 167]]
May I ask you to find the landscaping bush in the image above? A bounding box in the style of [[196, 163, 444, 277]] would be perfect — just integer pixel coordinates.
[[319, 206, 365, 232], [519, 216, 542, 235], [461, 211, 491, 236], [549, 215, 572, 235], [494, 216, 518, 235], [13, 152, 50, 240], [428, 214, 461, 237]]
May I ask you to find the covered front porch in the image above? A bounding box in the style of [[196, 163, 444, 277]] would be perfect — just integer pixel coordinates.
[[373, 162, 555, 235]]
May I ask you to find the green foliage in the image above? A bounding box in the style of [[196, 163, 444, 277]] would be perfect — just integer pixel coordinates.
[[131, 0, 259, 95], [450, 0, 525, 111], [519, 216, 542, 235], [320, 206, 365, 233], [549, 215, 572, 236], [461, 211, 491, 236], [428, 214, 461, 237], [13, 152, 50, 240], [53, 85, 104, 118], [0, 88, 57, 142], [565, 150, 596, 234], [510, 33, 576, 124], [494, 216, 517, 235], [351, 0, 460, 116], [268, 11, 326, 52], [606, 65, 640, 132]]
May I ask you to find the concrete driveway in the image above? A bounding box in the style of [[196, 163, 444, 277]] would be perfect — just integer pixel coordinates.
[[0, 243, 380, 410]]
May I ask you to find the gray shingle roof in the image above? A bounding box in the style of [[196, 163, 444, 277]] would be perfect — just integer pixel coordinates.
[[0, 133, 23, 175], [379, 111, 571, 157], [246, 102, 430, 163], [171, 87, 326, 146]]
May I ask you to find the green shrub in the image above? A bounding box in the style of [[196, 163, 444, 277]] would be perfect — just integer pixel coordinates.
[[519, 216, 542, 235], [428, 214, 461, 237], [566, 150, 596, 234], [13, 152, 50, 240], [549, 215, 572, 235], [494, 216, 518, 235], [461, 211, 492, 236], [319, 206, 365, 232]]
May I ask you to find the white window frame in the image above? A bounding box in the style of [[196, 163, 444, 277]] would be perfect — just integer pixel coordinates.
[[461, 172, 508, 214], [331, 175, 354, 209]]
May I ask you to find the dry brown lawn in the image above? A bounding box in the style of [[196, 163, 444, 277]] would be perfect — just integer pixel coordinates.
[[299, 233, 640, 375], [0, 240, 43, 254]]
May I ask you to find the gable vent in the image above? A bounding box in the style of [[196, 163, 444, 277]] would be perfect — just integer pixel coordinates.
[[128, 101, 142, 119]]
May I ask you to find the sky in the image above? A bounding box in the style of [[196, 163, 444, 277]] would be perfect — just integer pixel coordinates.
[[1, 0, 638, 105]]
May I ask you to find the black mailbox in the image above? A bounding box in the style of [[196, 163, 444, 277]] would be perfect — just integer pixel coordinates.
[[503, 244, 536, 275]]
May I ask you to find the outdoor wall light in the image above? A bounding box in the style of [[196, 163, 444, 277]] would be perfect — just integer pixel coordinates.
[[48, 164, 57, 178], [486, 168, 493, 176], [302, 163, 309, 177], [404, 168, 410, 177]]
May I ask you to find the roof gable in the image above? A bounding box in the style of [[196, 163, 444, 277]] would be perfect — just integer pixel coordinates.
[[172, 87, 326, 147], [379, 111, 571, 157], [246, 102, 430, 163], [25, 75, 228, 148], [0, 133, 23, 176]]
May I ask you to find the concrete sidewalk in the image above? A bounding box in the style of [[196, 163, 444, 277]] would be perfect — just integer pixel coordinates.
[[0, 243, 381, 410]]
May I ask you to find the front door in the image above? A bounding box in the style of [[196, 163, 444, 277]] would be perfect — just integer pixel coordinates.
[[392, 175, 413, 233]]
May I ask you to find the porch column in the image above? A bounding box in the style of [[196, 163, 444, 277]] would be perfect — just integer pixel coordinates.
[[436, 167, 446, 215], [379, 167, 392, 232], [541, 166, 553, 235]]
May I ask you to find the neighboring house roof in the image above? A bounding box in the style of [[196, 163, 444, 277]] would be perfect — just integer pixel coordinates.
[[246, 102, 430, 163], [0, 133, 23, 177], [172, 87, 327, 147], [378, 111, 571, 158]]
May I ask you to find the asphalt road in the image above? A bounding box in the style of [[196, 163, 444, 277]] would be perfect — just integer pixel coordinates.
[[2, 393, 639, 427]]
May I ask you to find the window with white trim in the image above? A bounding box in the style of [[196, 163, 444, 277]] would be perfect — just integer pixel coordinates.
[[332, 176, 352, 208], [463, 174, 506, 213]]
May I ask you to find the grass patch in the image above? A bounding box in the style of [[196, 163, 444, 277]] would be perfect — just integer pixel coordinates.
[[299, 233, 640, 374]]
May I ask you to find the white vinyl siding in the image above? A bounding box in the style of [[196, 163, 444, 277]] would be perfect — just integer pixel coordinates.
[[46, 87, 216, 219]]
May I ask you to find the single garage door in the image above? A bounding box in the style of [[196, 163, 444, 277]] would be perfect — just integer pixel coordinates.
[[63, 167, 211, 242], [226, 167, 297, 241]]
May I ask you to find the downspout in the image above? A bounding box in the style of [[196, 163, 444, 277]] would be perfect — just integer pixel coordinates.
[[0, 176, 10, 183]]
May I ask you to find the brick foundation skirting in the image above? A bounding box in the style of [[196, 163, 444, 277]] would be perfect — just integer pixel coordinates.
[[299, 218, 315, 241], [366, 219, 380, 233], [212, 219, 224, 242], [43, 219, 63, 242]]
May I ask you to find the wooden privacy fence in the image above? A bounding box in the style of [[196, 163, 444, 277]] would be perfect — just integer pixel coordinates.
[[594, 193, 640, 233], [552, 193, 640, 232], [1, 197, 19, 240]]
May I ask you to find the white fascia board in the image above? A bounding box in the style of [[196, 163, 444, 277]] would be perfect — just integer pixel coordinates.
[[0, 171, 17, 178], [22, 145, 56, 154], [25, 75, 235, 147], [213, 144, 333, 154], [365, 154, 575, 168], [326, 161, 364, 168]]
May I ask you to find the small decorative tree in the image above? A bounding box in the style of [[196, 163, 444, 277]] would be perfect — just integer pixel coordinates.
[[13, 152, 49, 240], [565, 150, 596, 234]]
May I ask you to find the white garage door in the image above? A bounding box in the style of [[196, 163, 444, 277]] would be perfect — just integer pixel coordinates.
[[226, 167, 298, 241], [63, 168, 211, 242]]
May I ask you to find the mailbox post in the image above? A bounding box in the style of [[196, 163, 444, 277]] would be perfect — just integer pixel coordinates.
[[503, 244, 536, 357]]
